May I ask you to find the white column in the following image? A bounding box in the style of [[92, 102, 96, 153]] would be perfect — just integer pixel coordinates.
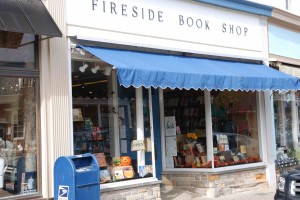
[[108, 70, 120, 157], [148, 88, 156, 177], [136, 87, 145, 170], [260, 16, 276, 188], [291, 92, 299, 149], [257, 92, 267, 162], [40, 1, 72, 198], [204, 89, 214, 167], [159, 88, 166, 169], [279, 96, 287, 147], [264, 91, 277, 188]]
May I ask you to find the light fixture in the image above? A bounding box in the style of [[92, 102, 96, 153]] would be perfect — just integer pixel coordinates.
[[104, 66, 113, 76], [91, 65, 100, 74], [76, 48, 86, 55], [79, 63, 89, 73]]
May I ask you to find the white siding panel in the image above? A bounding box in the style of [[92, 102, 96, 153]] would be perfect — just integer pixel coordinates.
[[40, 0, 72, 198]]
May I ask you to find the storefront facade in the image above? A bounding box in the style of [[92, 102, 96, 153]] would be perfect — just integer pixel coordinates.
[[0, 0, 61, 199], [268, 9, 300, 177], [40, 0, 300, 199]]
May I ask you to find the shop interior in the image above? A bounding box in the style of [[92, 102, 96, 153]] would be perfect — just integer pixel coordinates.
[[164, 89, 261, 168], [71, 58, 154, 184]]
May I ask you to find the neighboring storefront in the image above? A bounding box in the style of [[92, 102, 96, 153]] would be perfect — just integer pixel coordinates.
[[0, 0, 61, 199], [268, 9, 300, 177], [40, 0, 300, 199]]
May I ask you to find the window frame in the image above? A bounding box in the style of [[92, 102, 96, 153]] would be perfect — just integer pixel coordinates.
[[70, 57, 158, 187], [160, 88, 266, 172], [0, 34, 41, 198]]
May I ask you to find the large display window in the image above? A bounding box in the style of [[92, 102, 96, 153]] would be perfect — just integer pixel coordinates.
[[274, 92, 294, 152], [71, 60, 155, 184], [163, 89, 262, 169], [211, 90, 261, 167], [0, 78, 38, 197], [0, 33, 38, 198], [163, 89, 207, 168], [274, 91, 300, 173]]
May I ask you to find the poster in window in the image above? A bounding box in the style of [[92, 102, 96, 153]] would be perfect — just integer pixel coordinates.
[[20, 172, 37, 194], [73, 108, 84, 121], [166, 156, 174, 168], [165, 116, 176, 136], [166, 136, 177, 156]]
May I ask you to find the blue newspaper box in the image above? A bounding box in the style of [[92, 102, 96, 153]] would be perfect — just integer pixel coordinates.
[[54, 153, 100, 200]]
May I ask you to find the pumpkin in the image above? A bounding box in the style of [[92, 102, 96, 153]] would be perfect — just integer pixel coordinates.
[[120, 156, 131, 166]]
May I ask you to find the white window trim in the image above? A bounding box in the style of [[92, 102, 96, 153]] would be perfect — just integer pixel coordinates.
[[100, 177, 159, 190], [148, 88, 157, 178], [204, 89, 214, 167], [257, 91, 266, 163], [159, 88, 167, 169], [163, 162, 267, 173], [291, 91, 299, 149], [136, 87, 145, 170], [111, 70, 120, 156]]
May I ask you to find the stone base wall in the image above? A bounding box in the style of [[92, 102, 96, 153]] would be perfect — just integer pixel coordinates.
[[162, 168, 268, 198], [101, 183, 161, 200]]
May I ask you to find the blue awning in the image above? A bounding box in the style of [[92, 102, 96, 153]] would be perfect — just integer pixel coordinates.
[[80, 45, 300, 91]]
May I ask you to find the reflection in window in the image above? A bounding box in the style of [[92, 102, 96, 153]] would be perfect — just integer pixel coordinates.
[[0, 77, 37, 197], [274, 91, 300, 161], [274, 92, 293, 150], [0, 34, 36, 69]]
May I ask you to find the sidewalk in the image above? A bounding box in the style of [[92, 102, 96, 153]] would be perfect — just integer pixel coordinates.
[[161, 187, 276, 200]]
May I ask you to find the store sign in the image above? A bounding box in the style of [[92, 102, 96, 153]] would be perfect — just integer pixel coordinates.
[[131, 140, 145, 151], [66, 0, 264, 56], [90, 0, 248, 37]]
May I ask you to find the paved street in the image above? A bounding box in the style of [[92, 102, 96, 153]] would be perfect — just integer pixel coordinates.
[[161, 187, 276, 200]]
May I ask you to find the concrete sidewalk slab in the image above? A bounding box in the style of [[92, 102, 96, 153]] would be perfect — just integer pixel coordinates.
[[161, 187, 276, 200]]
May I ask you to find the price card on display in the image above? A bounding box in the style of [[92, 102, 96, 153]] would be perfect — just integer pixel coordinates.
[[165, 116, 176, 136]]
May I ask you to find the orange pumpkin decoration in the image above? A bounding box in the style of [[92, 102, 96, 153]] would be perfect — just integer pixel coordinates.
[[120, 156, 131, 166]]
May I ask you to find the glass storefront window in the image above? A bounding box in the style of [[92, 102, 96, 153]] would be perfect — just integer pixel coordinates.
[[164, 89, 207, 168], [72, 60, 154, 184], [163, 89, 261, 169], [0, 77, 37, 197], [0, 34, 36, 69], [297, 92, 300, 144], [211, 90, 261, 167], [274, 92, 300, 159], [274, 92, 293, 151]]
